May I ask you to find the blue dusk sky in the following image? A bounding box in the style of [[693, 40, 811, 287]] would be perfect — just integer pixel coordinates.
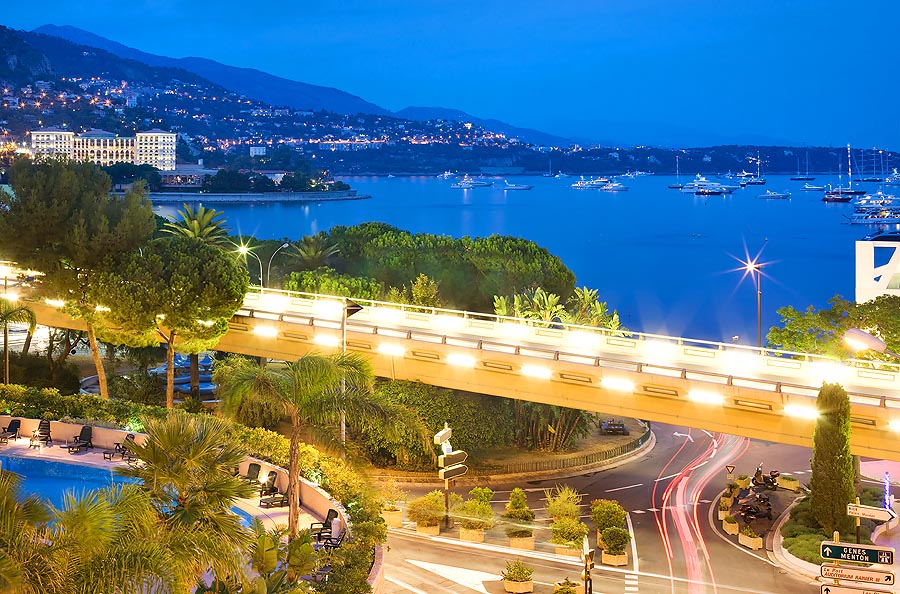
[[3, 0, 899, 148]]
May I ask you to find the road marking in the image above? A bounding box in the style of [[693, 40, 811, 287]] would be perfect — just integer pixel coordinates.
[[626, 512, 639, 574], [407, 559, 499, 593], [385, 576, 434, 594], [630, 509, 647, 514], [655, 473, 679, 482], [606, 483, 643, 493]]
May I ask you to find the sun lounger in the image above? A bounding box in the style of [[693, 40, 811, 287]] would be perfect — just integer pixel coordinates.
[[313, 530, 344, 552], [240, 462, 261, 483], [310, 509, 339, 541], [30, 419, 52, 447], [0, 419, 21, 444], [259, 491, 290, 508], [66, 426, 93, 454], [103, 433, 135, 461], [258, 471, 278, 497]]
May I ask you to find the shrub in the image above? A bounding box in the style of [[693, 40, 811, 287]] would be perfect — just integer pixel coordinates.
[[503, 487, 535, 538], [380, 478, 408, 512], [500, 559, 534, 582], [469, 486, 494, 504], [737, 473, 749, 480], [718, 499, 730, 511], [408, 490, 446, 527], [723, 515, 737, 524], [452, 499, 495, 530], [108, 373, 165, 406], [590, 498, 626, 534], [601, 526, 631, 555], [555, 577, 580, 594], [741, 526, 759, 538], [549, 516, 589, 547], [545, 484, 582, 521]]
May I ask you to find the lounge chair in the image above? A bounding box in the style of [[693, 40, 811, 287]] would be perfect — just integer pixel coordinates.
[[259, 489, 290, 508], [30, 419, 52, 447], [259, 471, 278, 497], [0, 419, 21, 444], [310, 509, 339, 540], [240, 462, 261, 484], [103, 433, 135, 461], [313, 530, 345, 552], [66, 426, 93, 454]]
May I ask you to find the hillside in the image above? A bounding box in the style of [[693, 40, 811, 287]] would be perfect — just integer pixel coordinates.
[[33, 24, 390, 116]]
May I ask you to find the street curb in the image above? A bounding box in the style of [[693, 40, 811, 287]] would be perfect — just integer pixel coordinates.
[[368, 430, 657, 487], [766, 495, 823, 582]]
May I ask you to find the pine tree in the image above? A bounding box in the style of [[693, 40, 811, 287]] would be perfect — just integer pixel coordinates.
[[809, 382, 855, 535]]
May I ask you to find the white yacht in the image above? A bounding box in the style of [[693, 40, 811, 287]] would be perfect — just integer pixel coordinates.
[[502, 180, 533, 191], [599, 181, 629, 192], [801, 183, 826, 191], [451, 174, 492, 189], [681, 174, 727, 195], [570, 176, 610, 189], [757, 190, 791, 199]]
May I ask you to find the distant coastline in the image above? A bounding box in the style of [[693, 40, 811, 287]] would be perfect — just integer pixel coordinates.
[[145, 190, 370, 204]]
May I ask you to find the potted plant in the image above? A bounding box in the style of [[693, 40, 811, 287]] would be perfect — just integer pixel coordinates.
[[779, 475, 800, 492], [717, 499, 731, 521], [739, 525, 763, 550], [736, 473, 751, 490], [600, 526, 630, 566], [504, 487, 536, 550], [545, 485, 582, 521], [549, 516, 588, 556], [553, 577, 584, 594], [590, 499, 626, 548], [722, 514, 739, 535], [407, 489, 446, 536], [452, 498, 495, 542], [501, 559, 534, 593], [380, 478, 407, 528]]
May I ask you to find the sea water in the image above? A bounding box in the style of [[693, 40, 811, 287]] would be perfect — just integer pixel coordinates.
[[153, 174, 886, 344]]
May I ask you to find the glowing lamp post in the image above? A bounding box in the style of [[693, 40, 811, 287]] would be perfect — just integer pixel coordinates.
[[266, 242, 291, 288], [237, 245, 264, 288], [844, 328, 900, 359], [746, 259, 762, 348]]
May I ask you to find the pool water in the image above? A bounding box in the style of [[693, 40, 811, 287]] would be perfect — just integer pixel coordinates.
[[0, 455, 254, 524]]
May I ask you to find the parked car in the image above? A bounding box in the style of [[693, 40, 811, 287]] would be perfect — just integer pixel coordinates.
[[600, 419, 629, 435]]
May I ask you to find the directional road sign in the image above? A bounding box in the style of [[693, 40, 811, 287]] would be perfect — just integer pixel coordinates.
[[438, 450, 468, 468], [438, 464, 468, 480], [433, 426, 452, 445], [821, 563, 895, 586], [821, 585, 896, 594], [847, 503, 898, 523], [821, 541, 895, 565]]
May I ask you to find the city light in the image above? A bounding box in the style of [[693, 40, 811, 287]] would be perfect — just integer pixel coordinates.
[[253, 326, 278, 338], [45, 299, 65, 308], [600, 377, 635, 392], [521, 365, 552, 379], [567, 330, 601, 351], [784, 404, 818, 419], [500, 323, 529, 340], [446, 353, 476, 367], [313, 334, 340, 347], [377, 343, 405, 357], [889, 420, 900, 432], [687, 390, 723, 405], [312, 299, 345, 321]]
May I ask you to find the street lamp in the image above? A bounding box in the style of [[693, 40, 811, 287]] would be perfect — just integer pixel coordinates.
[[266, 242, 291, 288], [744, 258, 763, 348], [339, 298, 364, 445], [844, 328, 900, 359], [237, 245, 264, 288]]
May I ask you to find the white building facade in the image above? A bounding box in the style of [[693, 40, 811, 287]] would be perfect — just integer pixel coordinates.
[[30, 128, 177, 170], [855, 238, 900, 303]]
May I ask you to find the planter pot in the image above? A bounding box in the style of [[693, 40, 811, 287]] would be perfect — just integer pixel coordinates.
[[717, 508, 730, 521], [595, 532, 605, 550], [460, 527, 485, 543], [509, 535, 535, 550], [601, 550, 628, 566], [555, 545, 582, 557], [736, 477, 751, 490], [381, 509, 403, 529], [503, 580, 534, 593], [553, 581, 585, 594], [779, 478, 800, 492], [416, 523, 440, 536], [720, 495, 734, 508], [723, 521, 739, 535], [739, 533, 763, 550]]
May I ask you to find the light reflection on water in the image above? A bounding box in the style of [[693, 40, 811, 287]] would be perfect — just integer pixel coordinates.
[[154, 174, 885, 343]]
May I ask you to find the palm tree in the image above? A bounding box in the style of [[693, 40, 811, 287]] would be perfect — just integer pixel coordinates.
[[292, 234, 340, 270], [216, 352, 388, 540], [117, 413, 255, 591], [0, 470, 177, 593], [0, 298, 36, 384], [162, 203, 231, 246]]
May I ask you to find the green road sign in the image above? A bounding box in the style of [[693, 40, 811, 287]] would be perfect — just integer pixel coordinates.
[[821, 541, 895, 565], [821, 585, 896, 594]]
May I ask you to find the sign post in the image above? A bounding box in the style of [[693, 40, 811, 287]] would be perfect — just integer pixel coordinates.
[[725, 464, 736, 482], [820, 541, 895, 565], [820, 563, 895, 587], [434, 423, 467, 529]]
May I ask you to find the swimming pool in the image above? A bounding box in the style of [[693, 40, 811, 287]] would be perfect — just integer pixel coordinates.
[[0, 454, 254, 524]]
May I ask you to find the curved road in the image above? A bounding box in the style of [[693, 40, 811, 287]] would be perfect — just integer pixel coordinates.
[[383, 423, 820, 593]]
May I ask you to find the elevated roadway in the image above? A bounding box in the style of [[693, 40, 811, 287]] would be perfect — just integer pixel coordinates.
[[24, 287, 900, 461]]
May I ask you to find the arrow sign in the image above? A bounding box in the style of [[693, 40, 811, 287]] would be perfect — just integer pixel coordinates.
[[821, 563, 895, 585], [848, 503, 898, 523], [438, 450, 468, 468], [438, 464, 468, 480], [673, 432, 694, 443], [821, 585, 895, 594], [821, 541, 895, 565]]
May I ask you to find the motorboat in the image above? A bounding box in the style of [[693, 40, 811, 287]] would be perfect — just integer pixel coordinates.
[[570, 176, 610, 189], [744, 177, 767, 185], [436, 170, 455, 179], [848, 207, 900, 225], [502, 180, 533, 191], [599, 181, 628, 191], [757, 190, 791, 199], [451, 174, 492, 189], [801, 183, 825, 191], [745, 151, 767, 185], [790, 153, 815, 181], [682, 174, 728, 194], [824, 144, 866, 200], [863, 229, 900, 241], [694, 187, 724, 196]]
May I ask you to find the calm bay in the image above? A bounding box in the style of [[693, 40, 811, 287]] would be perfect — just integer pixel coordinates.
[[153, 174, 885, 344]]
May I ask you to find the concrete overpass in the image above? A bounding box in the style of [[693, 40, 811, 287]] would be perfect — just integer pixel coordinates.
[[23, 287, 900, 461]]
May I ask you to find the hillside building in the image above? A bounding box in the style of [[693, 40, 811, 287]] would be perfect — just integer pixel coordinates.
[[30, 127, 177, 170]]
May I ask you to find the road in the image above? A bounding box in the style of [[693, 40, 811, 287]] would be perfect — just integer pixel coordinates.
[[383, 423, 821, 593]]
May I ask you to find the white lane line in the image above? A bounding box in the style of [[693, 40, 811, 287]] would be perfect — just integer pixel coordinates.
[[627, 512, 639, 574], [385, 576, 432, 594], [655, 473, 679, 482], [605, 483, 643, 493]]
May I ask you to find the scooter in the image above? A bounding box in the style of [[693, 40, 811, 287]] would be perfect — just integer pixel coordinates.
[[740, 501, 773, 523], [751, 463, 780, 490]]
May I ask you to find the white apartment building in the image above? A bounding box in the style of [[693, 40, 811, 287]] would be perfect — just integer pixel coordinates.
[[30, 127, 177, 170]]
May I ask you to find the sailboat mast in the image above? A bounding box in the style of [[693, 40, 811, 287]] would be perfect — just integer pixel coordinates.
[[847, 144, 852, 189]]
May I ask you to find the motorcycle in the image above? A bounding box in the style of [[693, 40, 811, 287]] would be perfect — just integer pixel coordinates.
[[751, 463, 780, 490], [740, 501, 773, 523]]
